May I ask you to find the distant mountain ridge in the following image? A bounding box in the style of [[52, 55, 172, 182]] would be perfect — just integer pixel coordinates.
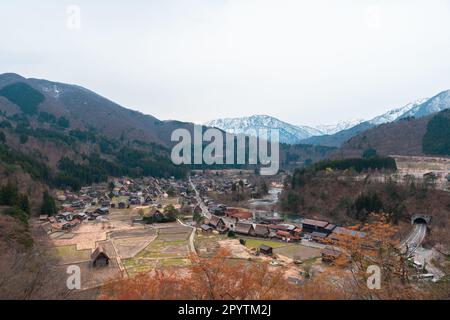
[[368, 98, 429, 125], [205, 115, 322, 144], [308, 91, 450, 147], [0, 73, 336, 192], [206, 90, 450, 147], [334, 108, 450, 159]]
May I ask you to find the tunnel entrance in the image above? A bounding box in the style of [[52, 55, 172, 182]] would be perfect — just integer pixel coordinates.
[[413, 217, 427, 224]]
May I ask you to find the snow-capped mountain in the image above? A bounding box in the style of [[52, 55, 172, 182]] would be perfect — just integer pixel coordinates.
[[205, 89, 450, 146], [367, 90, 450, 125], [399, 90, 450, 119], [368, 98, 429, 125], [316, 119, 365, 135], [204, 115, 322, 144]]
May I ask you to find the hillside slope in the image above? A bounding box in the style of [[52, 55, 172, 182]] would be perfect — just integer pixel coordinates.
[[301, 91, 450, 147], [333, 110, 450, 158], [0, 73, 192, 191], [0, 73, 193, 146], [0, 73, 334, 193]]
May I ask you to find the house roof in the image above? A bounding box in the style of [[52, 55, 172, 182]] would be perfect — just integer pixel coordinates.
[[267, 224, 290, 230], [201, 224, 213, 231], [311, 231, 328, 238], [91, 245, 111, 261], [260, 245, 273, 251], [209, 215, 222, 227], [148, 207, 163, 217], [276, 230, 292, 237], [235, 222, 254, 234], [254, 224, 269, 235], [220, 216, 236, 229], [302, 218, 329, 228], [226, 210, 253, 219]]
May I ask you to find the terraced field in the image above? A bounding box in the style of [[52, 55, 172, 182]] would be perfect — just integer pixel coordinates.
[[122, 225, 192, 276], [52, 244, 91, 264]]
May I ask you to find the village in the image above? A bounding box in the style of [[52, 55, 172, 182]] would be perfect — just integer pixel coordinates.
[[31, 158, 449, 292]]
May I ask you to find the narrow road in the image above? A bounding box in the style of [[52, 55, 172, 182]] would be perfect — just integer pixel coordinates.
[[177, 218, 197, 255], [400, 223, 427, 255], [400, 222, 444, 281], [189, 177, 211, 219]]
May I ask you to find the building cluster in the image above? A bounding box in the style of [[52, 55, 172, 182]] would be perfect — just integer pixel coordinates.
[[192, 173, 263, 198], [200, 212, 366, 247], [39, 177, 194, 233]]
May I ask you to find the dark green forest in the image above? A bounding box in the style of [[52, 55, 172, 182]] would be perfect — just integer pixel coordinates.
[[423, 109, 450, 155]]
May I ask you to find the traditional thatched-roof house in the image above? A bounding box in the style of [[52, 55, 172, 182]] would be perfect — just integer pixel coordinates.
[[91, 246, 111, 268], [254, 224, 270, 237], [235, 222, 255, 236], [200, 224, 213, 233], [208, 215, 226, 231]]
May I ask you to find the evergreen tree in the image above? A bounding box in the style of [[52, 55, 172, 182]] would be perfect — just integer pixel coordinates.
[[57, 116, 70, 128], [0, 181, 19, 206], [193, 210, 203, 224], [164, 205, 178, 222], [18, 194, 31, 215], [40, 191, 57, 216]]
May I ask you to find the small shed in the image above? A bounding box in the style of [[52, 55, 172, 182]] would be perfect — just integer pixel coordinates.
[[91, 246, 111, 268], [259, 245, 273, 255]]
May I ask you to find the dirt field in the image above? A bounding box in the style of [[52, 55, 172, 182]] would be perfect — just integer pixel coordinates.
[[52, 245, 91, 264], [274, 245, 322, 261], [41, 208, 192, 285], [51, 221, 148, 251], [195, 232, 225, 257]]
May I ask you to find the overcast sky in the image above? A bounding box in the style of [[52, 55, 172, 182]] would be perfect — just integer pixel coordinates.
[[1, 0, 450, 126]]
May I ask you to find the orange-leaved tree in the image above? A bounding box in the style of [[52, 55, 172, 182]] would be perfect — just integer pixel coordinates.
[[320, 214, 428, 299], [99, 248, 297, 300]]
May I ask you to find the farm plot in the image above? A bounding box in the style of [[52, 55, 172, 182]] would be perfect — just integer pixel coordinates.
[[157, 225, 191, 241], [108, 209, 134, 222], [122, 225, 192, 275], [52, 244, 91, 264], [113, 236, 156, 259], [109, 228, 156, 239], [242, 238, 291, 249], [137, 239, 189, 258], [273, 244, 322, 261], [195, 233, 226, 257]]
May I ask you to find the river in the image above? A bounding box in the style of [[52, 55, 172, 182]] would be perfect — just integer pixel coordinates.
[[247, 187, 302, 223]]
